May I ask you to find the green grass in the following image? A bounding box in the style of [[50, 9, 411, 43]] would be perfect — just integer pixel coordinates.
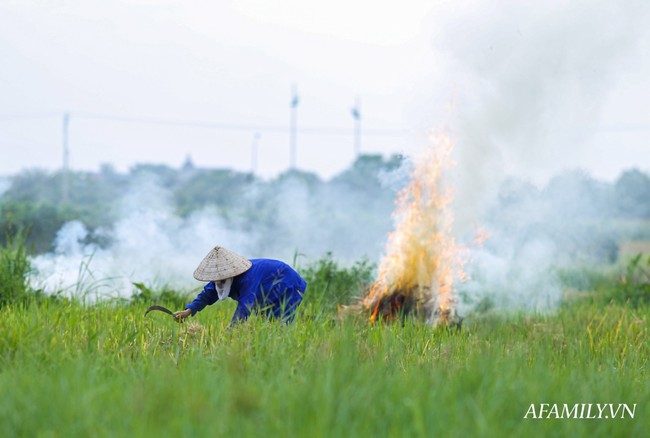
[[1, 238, 649, 437], [0, 226, 33, 306], [0, 295, 649, 437]]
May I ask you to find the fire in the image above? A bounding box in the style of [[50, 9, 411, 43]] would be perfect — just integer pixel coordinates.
[[364, 130, 470, 324]]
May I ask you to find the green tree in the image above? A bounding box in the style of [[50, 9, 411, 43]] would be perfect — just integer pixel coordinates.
[[615, 168, 650, 219]]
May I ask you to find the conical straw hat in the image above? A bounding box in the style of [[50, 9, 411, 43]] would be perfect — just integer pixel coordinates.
[[193, 246, 252, 281]]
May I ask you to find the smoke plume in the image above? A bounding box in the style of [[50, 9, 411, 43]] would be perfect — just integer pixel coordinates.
[[30, 168, 397, 297], [427, 0, 650, 312]]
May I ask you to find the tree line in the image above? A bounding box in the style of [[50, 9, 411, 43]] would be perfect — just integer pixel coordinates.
[[1, 156, 649, 261]]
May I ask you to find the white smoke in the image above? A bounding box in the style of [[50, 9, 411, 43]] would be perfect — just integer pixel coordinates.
[[459, 239, 561, 315], [31, 174, 250, 298], [426, 0, 650, 312], [427, 0, 650, 226], [30, 170, 396, 298]]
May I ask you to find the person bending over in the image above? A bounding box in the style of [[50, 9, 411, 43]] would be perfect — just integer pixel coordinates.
[[175, 246, 307, 326]]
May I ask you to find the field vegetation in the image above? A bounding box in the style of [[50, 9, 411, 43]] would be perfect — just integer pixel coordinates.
[[2, 160, 650, 436], [1, 234, 650, 437]]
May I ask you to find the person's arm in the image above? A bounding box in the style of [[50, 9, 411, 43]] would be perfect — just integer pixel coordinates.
[[229, 289, 256, 326], [184, 282, 219, 316]]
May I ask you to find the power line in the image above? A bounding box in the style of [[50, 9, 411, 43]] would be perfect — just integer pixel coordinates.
[[0, 111, 410, 136], [3, 111, 650, 134], [0, 112, 62, 121], [73, 111, 288, 133], [73, 111, 410, 136]]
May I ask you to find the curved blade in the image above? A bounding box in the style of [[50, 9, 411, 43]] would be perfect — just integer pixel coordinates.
[[144, 305, 174, 317]]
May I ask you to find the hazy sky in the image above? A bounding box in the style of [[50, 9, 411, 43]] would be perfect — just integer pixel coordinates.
[[1, 0, 648, 182]]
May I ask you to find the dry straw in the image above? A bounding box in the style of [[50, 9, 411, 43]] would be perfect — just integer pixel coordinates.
[[193, 246, 252, 281]]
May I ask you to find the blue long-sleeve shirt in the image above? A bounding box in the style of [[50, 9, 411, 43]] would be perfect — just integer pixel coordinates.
[[185, 258, 307, 325]]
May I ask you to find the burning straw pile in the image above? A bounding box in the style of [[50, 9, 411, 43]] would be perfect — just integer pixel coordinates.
[[362, 131, 471, 326]]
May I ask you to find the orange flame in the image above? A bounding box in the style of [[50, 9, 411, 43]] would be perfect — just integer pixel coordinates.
[[364, 130, 469, 323]]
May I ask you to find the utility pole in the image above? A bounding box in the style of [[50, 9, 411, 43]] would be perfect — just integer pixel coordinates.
[[251, 132, 261, 175], [62, 112, 70, 203], [290, 83, 299, 169], [351, 97, 361, 158]]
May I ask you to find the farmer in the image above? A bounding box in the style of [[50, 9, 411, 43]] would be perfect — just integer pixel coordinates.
[[174, 246, 307, 326]]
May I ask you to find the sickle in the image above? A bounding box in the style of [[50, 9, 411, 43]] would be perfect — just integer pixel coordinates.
[[144, 305, 175, 317]]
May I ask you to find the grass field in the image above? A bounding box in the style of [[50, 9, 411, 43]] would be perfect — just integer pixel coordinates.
[[1, 294, 649, 437], [2, 237, 650, 437]]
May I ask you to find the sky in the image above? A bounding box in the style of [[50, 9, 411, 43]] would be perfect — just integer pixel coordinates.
[[1, 0, 648, 182]]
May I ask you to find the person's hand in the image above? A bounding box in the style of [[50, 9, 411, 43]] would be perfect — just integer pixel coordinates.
[[173, 309, 192, 323]]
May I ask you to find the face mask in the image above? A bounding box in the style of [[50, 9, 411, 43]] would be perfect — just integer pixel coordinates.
[[215, 278, 233, 301]]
